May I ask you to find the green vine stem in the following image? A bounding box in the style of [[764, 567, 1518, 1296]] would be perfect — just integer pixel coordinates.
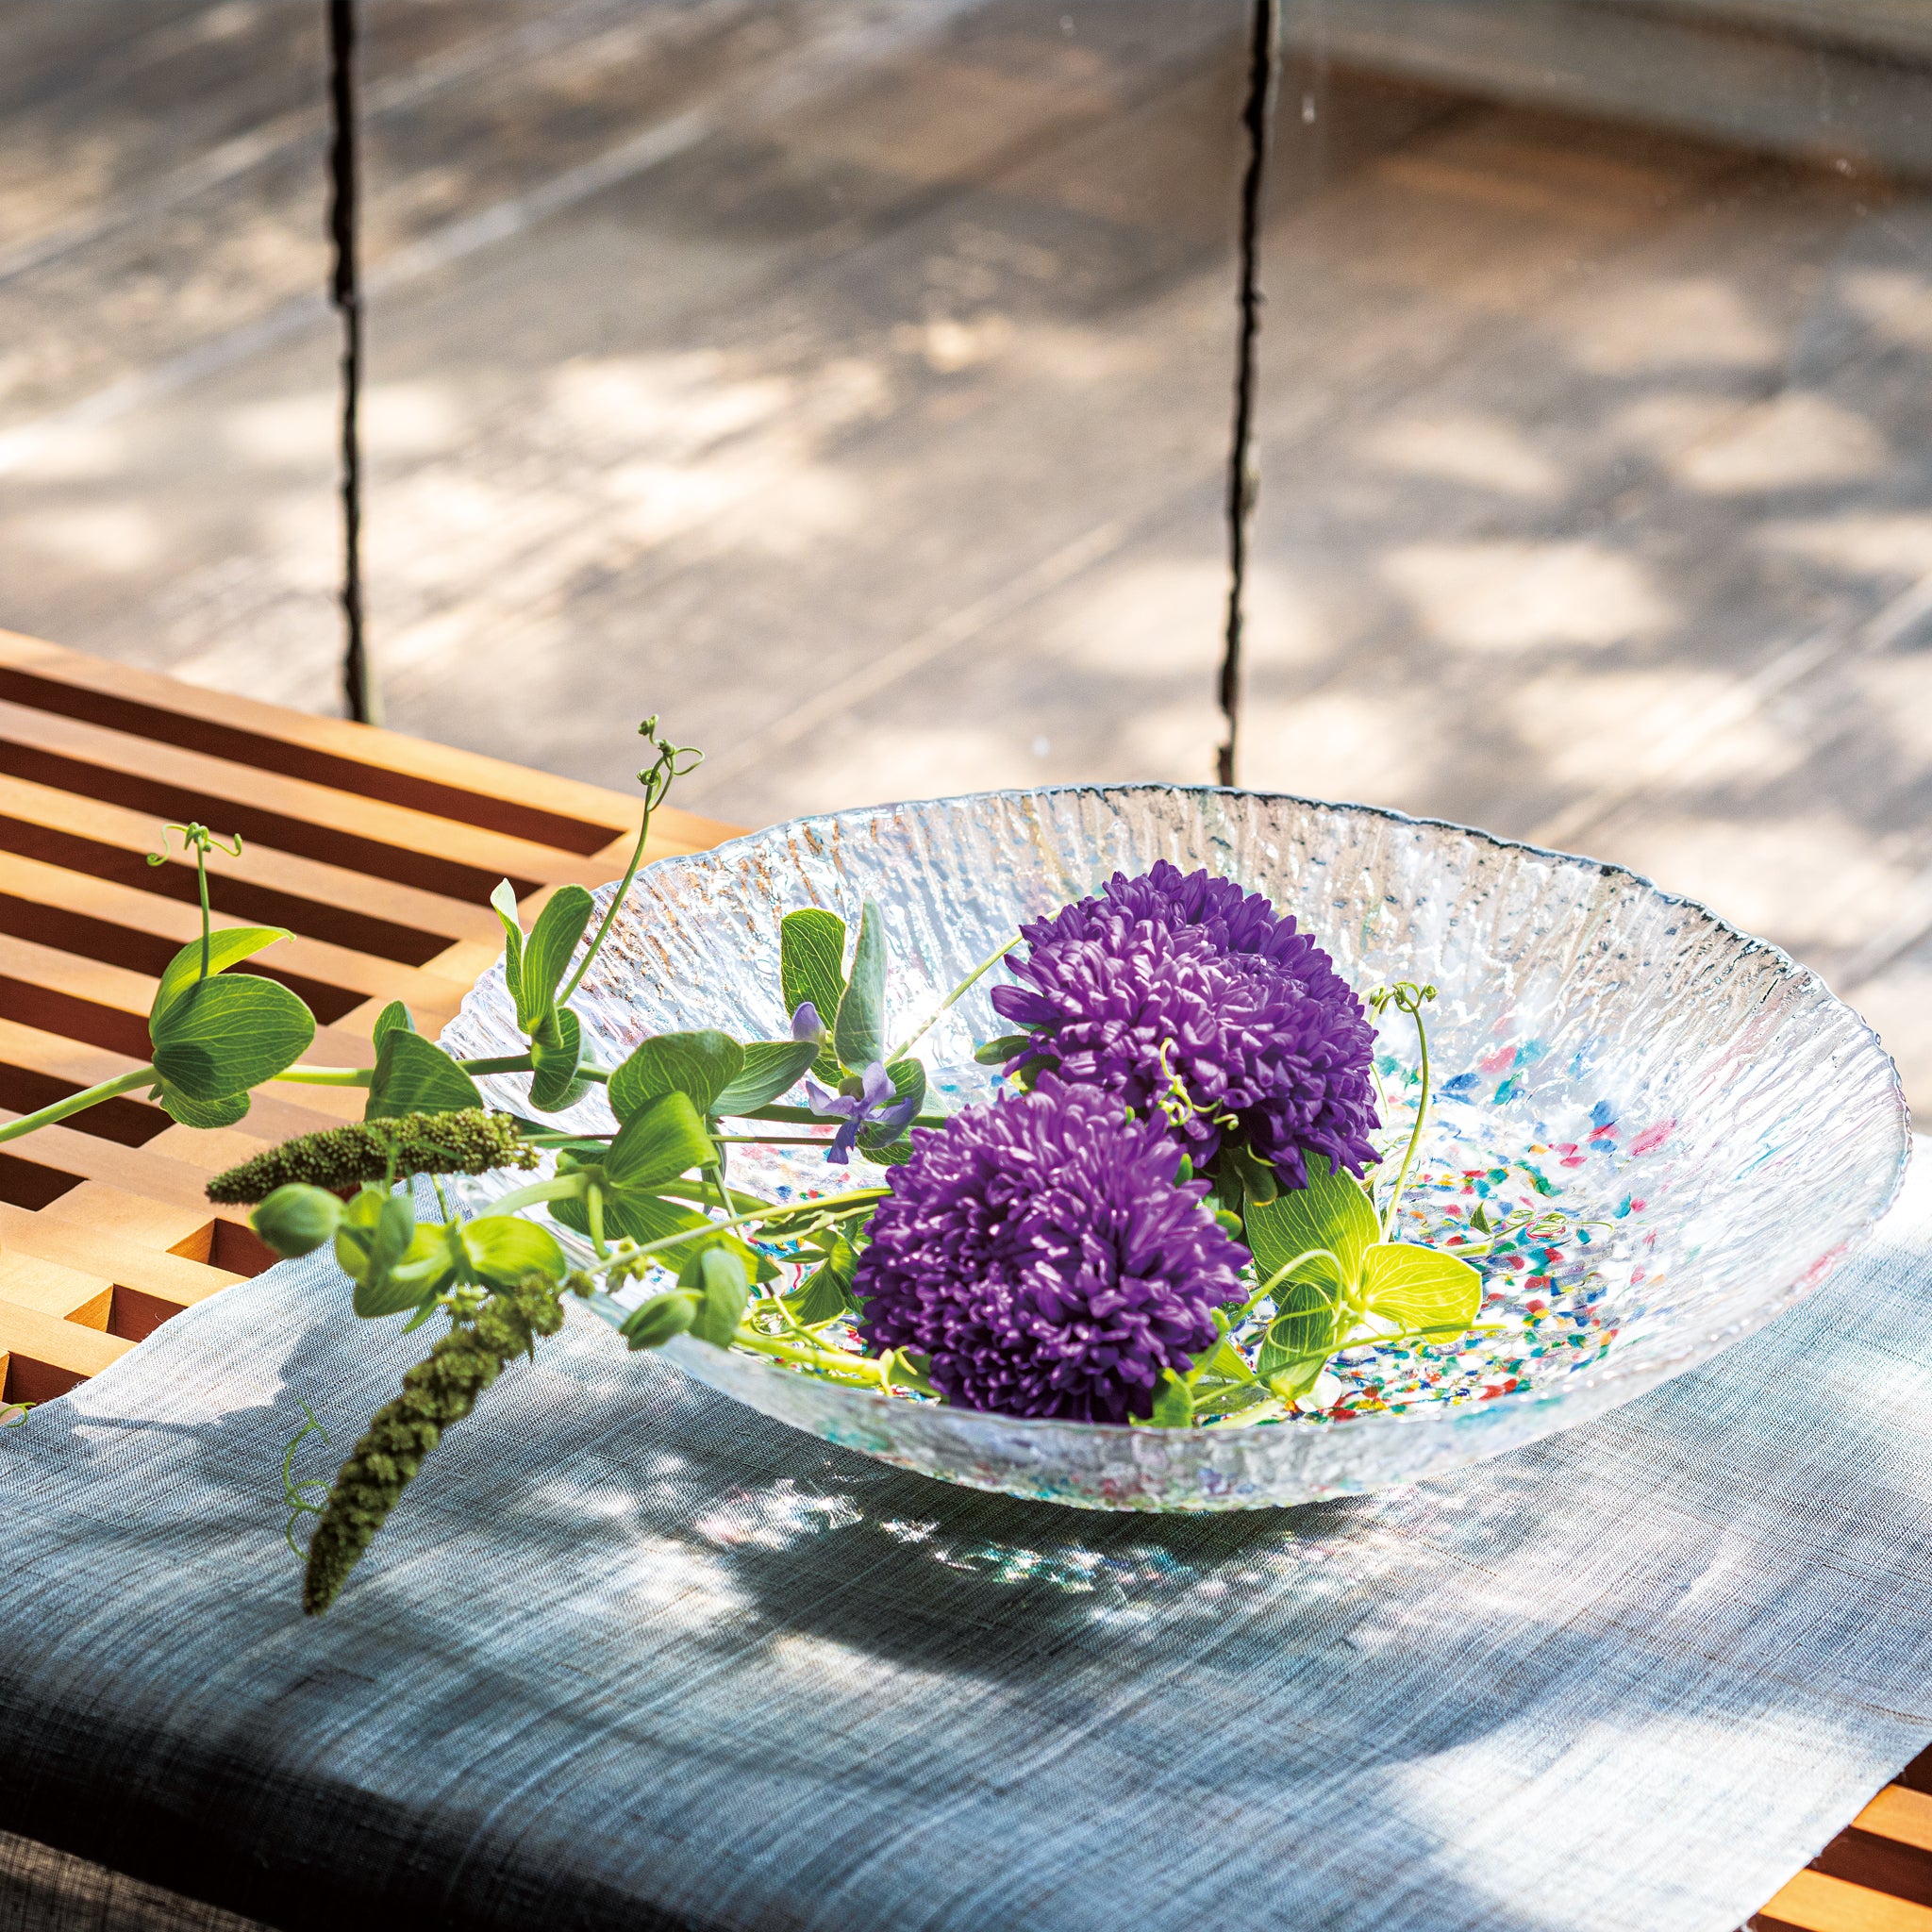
[[1368, 981, 1438, 1241], [0, 1065, 157, 1146]]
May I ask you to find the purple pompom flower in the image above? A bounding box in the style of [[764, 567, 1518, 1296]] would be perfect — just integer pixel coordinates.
[[853, 1075, 1244, 1422], [807, 1059, 917, 1165], [988, 860, 1377, 1189]]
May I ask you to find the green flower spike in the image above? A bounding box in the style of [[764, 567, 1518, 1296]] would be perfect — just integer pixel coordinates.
[[301, 1274, 568, 1616], [207, 1108, 538, 1205]]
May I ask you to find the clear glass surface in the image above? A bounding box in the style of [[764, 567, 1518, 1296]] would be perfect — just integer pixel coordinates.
[[443, 785, 1911, 1511]]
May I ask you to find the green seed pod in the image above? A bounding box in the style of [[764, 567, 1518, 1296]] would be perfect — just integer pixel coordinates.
[[251, 1183, 344, 1258], [622, 1290, 700, 1351]]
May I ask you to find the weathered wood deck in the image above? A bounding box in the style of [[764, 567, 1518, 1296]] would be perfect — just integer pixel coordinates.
[[0, 0, 1926, 1134]]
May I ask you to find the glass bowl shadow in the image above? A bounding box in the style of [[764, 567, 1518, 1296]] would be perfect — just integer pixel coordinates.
[[441, 784, 1911, 1512]]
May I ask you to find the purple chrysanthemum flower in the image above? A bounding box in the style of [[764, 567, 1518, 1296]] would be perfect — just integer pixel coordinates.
[[989, 860, 1377, 1188], [853, 1075, 1243, 1423]]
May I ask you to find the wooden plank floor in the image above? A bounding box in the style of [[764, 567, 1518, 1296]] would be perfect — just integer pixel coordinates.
[[0, 0, 1927, 1120], [0, 628, 732, 1406]]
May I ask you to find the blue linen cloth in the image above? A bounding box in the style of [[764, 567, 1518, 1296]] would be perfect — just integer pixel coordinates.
[[1, 1145, 1929, 1932]]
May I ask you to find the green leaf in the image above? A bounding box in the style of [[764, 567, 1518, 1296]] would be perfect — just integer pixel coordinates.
[[1359, 1243, 1482, 1332], [711, 1039, 817, 1116], [458, 1214, 567, 1290], [150, 924, 293, 1028], [686, 1245, 749, 1348], [557, 1188, 704, 1257], [781, 908, 847, 1083], [1148, 1372, 1194, 1428], [1224, 1141, 1280, 1207], [345, 1191, 424, 1318], [1257, 1274, 1342, 1371], [372, 1000, 415, 1053], [517, 885, 594, 1030], [149, 974, 315, 1101], [490, 879, 525, 1009], [608, 1030, 744, 1121], [365, 1027, 484, 1120], [1190, 1333, 1255, 1385], [858, 1139, 915, 1168], [528, 1007, 592, 1112], [858, 1058, 924, 1150], [784, 1264, 852, 1326], [1265, 1354, 1331, 1406], [1243, 1154, 1379, 1294], [606, 1091, 714, 1190], [833, 900, 886, 1072], [973, 1033, 1032, 1067], [156, 1084, 252, 1129]]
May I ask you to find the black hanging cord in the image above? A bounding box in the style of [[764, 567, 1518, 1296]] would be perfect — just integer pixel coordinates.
[[326, 0, 377, 724], [1216, 0, 1279, 789]]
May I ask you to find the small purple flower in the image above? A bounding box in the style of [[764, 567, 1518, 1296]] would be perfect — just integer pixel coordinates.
[[853, 1075, 1243, 1423], [791, 1001, 827, 1043], [989, 860, 1378, 1189], [807, 1059, 917, 1164]]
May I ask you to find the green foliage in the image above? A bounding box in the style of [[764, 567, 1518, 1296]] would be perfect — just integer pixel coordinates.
[[365, 1029, 483, 1120], [151, 973, 315, 1103], [973, 1033, 1030, 1066], [490, 879, 525, 1009], [336, 1186, 424, 1318], [528, 1007, 591, 1112], [780, 908, 846, 1080], [607, 1091, 714, 1190], [833, 899, 887, 1072], [685, 1244, 750, 1348], [518, 886, 594, 1031], [372, 999, 415, 1052], [458, 1215, 567, 1291], [608, 1029, 743, 1121], [710, 1039, 816, 1116], [1148, 1372, 1194, 1428], [150, 925, 292, 1025], [1359, 1243, 1480, 1330], [1244, 1155, 1377, 1292]]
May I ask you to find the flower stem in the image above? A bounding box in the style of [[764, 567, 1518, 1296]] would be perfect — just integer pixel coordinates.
[[0, 1065, 157, 1144], [884, 934, 1021, 1064], [487, 1174, 587, 1214]]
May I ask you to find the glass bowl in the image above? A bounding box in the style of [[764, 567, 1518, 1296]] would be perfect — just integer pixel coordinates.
[[441, 784, 1910, 1511]]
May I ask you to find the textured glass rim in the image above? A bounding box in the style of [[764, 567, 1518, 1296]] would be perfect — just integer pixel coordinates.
[[467, 780, 1914, 1456]]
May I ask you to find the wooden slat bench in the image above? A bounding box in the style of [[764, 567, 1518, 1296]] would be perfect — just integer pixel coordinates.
[[0, 632, 1919, 1932], [0, 628, 737, 1407]]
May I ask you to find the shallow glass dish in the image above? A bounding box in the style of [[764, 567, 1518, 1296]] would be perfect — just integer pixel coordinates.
[[442, 784, 1910, 1511]]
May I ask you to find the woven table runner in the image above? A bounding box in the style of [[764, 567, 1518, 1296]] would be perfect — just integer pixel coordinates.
[[2, 1146, 1929, 1932]]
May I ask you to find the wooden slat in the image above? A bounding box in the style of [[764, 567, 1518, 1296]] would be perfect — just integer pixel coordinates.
[[1856, 1789, 1932, 1857], [0, 1300, 132, 1404], [0, 768, 503, 954], [0, 634, 737, 1410], [0, 847, 475, 1017], [0, 629, 739, 858], [0, 695, 655, 894], [1757, 1869, 1932, 1932]]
